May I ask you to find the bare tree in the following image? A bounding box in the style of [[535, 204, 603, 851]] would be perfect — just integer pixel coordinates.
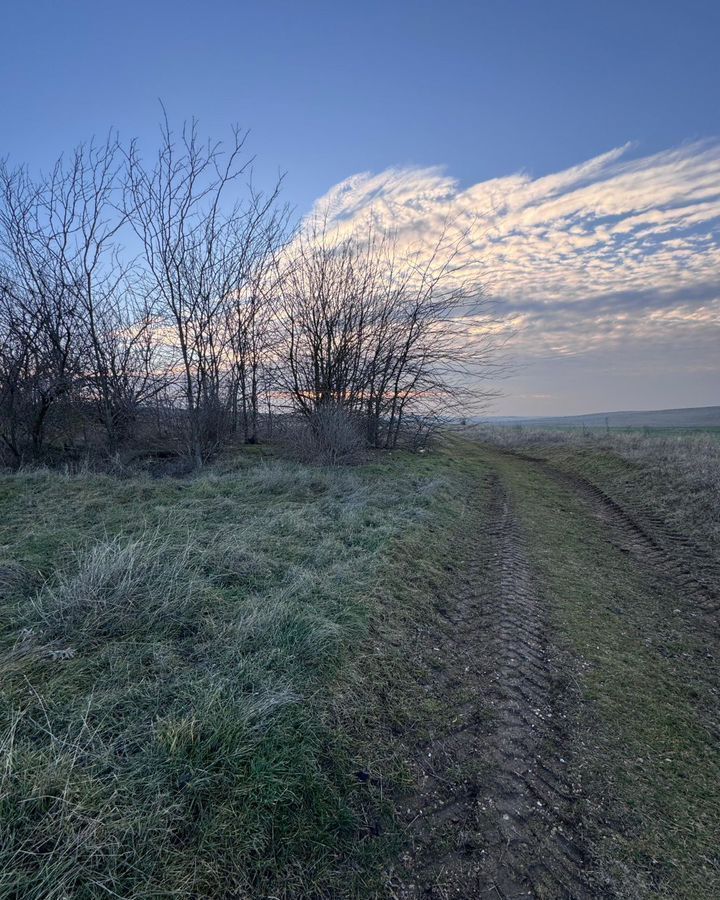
[[223, 205, 289, 443], [124, 115, 286, 466], [49, 138, 152, 450], [0, 279, 30, 461], [0, 118, 502, 468], [0, 138, 167, 458], [275, 219, 497, 450], [0, 161, 85, 457]]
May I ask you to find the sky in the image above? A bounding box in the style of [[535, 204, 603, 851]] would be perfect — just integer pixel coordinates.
[[1, 0, 718, 415]]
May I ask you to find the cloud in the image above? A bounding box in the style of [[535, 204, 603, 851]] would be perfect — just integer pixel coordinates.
[[308, 141, 720, 411]]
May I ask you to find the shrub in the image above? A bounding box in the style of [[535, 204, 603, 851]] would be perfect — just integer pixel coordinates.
[[301, 404, 366, 465]]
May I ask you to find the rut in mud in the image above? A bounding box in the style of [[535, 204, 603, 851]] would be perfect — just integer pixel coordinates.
[[394, 474, 596, 899]]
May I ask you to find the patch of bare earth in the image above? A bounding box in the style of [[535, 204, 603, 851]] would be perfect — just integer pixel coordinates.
[[389, 474, 597, 899]]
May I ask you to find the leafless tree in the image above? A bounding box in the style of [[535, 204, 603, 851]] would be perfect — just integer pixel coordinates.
[[0, 160, 85, 457], [0, 280, 30, 461], [0, 138, 171, 459], [124, 114, 287, 466], [0, 118, 502, 468], [275, 219, 498, 450], [223, 208, 289, 443]]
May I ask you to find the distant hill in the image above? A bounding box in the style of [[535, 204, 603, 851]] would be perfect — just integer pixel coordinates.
[[477, 405, 720, 429]]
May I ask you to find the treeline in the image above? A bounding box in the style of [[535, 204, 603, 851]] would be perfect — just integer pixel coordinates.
[[0, 118, 496, 467]]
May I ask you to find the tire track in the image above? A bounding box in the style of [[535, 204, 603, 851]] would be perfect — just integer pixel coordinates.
[[523, 455, 720, 619], [474, 483, 593, 899], [499, 448, 720, 620], [394, 474, 597, 899]]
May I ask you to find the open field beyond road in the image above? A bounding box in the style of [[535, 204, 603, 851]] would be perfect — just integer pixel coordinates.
[[1, 437, 718, 898]]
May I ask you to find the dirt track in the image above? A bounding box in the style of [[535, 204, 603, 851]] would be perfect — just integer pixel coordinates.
[[391, 447, 719, 899], [395, 471, 595, 898], [513, 449, 720, 619]]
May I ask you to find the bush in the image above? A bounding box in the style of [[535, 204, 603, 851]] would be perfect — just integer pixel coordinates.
[[300, 404, 366, 465]]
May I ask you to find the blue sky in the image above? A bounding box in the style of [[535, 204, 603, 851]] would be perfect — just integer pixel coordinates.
[[1, 0, 718, 414]]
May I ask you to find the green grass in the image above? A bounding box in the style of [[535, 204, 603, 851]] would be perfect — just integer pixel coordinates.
[[0, 450, 469, 899]]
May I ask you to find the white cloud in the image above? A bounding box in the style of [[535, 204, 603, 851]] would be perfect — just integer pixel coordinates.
[[308, 141, 720, 395]]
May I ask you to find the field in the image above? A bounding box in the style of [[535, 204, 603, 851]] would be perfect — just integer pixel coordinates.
[[1, 430, 719, 898], [481, 404, 720, 431]]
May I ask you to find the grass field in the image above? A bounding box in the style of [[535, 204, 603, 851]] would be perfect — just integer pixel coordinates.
[[0, 449, 471, 898], [481, 404, 720, 430], [1, 432, 718, 898]]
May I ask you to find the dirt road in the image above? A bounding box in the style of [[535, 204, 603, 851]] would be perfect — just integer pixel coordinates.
[[391, 445, 720, 899]]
